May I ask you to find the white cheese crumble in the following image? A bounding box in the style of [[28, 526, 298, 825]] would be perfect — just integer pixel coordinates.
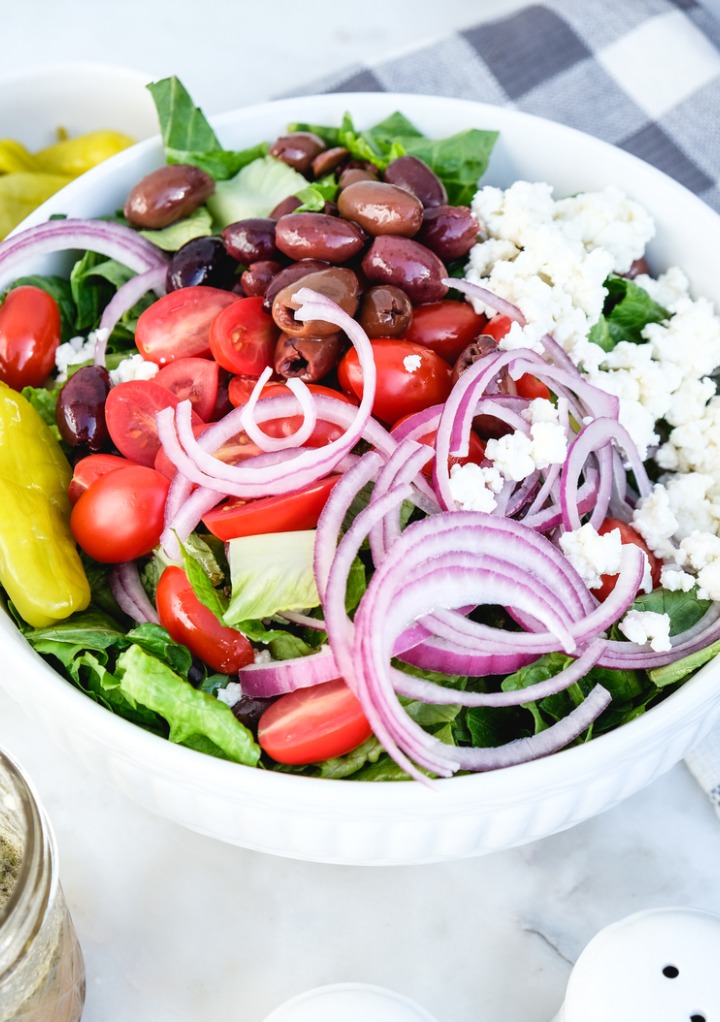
[[485, 421, 567, 480], [449, 462, 504, 512], [558, 523, 623, 589], [618, 609, 672, 652], [109, 353, 159, 386], [403, 353, 422, 373], [216, 681, 243, 707], [54, 334, 98, 383]]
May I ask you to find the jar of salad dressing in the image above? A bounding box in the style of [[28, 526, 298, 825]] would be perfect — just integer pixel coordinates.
[[0, 747, 85, 1021]]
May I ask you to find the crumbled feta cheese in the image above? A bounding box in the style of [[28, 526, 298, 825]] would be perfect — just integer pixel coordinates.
[[632, 485, 681, 561], [484, 421, 567, 481], [558, 523, 623, 589], [466, 181, 654, 372], [216, 681, 243, 707], [660, 566, 696, 593], [109, 354, 159, 386], [54, 334, 97, 382], [403, 354, 422, 373], [449, 462, 504, 512], [618, 610, 672, 652], [521, 398, 559, 425]]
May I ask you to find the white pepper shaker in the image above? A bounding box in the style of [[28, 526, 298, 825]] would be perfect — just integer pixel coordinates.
[[554, 907, 720, 1021]]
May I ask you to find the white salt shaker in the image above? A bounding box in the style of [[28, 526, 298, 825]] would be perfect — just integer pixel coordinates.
[[554, 907, 720, 1021]]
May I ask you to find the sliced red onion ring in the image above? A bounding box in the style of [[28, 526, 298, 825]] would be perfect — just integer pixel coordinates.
[[239, 645, 340, 697], [110, 562, 160, 625], [95, 264, 168, 366], [446, 278, 527, 324], [0, 217, 167, 290], [239, 369, 318, 453]]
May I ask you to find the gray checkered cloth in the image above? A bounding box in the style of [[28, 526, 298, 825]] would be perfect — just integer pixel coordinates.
[[289, 0, 720, 816]]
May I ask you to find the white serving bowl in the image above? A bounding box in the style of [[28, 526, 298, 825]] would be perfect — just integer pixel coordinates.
[[2, 93, 720, 865]]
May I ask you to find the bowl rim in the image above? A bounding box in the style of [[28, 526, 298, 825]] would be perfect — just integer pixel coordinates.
[[5, 89, 720, 811]]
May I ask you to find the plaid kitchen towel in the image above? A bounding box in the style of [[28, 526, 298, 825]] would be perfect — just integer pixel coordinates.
[[289, 0, 720, 817], [292, 0, 720, 212]]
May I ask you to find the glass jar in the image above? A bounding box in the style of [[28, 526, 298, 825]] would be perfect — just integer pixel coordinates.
[[0, 747, 85, 1021]]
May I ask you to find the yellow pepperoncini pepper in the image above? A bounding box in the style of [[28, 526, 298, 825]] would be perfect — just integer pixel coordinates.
[[0, 381, 90, 627], [0, 129, 135, 240]]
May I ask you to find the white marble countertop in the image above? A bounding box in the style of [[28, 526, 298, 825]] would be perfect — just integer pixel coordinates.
[[2, 2, 720, 1020]]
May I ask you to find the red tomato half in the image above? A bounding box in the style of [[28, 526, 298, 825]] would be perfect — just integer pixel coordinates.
[[338, 339, 453, 426], [68, 452, 136, 504], [209, 296, 280, 375], [595, 517, 662, 602], [0, 285, 61, 390], [154, 357, 220, 422], [482, 315, 551, 401], [155, 566, 254, 674], [70, 465, 170, 563], [105, 379, 203, 467], [257, 678, 373, 764], [135, 286, 239, 365], [403, 300, 487, 363], [202, 475, 340, 541]]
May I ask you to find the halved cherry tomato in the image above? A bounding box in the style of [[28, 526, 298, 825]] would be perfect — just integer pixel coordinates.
[[135, 286, 239, 365], [595, 517, 662, 602], [482, 315, 551, 401], [70, 465, 170, 563], [154, 357, 220, 422], [155, 565, 254, 674], [209, 295, 280, 375], [0, 285, 61, 390], [257, 678, 373, 764], [105, 379, 203, 467], [202, 475, 341, 541], [392, 417, 486, 479], [68, 452, 136, 504], [338, 339, 453, 426], [403, 300, 487, 363]]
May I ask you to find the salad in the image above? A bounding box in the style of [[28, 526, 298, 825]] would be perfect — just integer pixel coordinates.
[[1, 77, 719, 784]]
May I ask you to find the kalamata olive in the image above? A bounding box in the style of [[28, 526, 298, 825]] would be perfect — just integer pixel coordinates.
[[232, 694, 275, 734], [222, 217, 278, 263], [274, 331, 343, 382], [240, 259, 285, 298], [337, 180, 423, 238], [624, 257, 650, 279], [383, 155, 447, 208], [361, 236, 449, 304], [272, 267, 359, 337], [269, 195, 302, 219], [269, 132, 326, 174], [338, 167, 378, 189], [56, 365, 112, 451], [274, 212, 367, 263], [123, 164, 215, 229], [262, 259, 330, 313], [166, 236, 239, 291], [417, 205, 480, 262], [452, 336, 500, 384], [312, 146, 350, 178], [358, 285, 413, 337]]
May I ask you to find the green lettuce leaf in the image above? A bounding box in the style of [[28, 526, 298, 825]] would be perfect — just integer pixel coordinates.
[[139, 206, 213, 251], [224, 530, 319, 625], [116, 644, 260, 765], [589, 276, 669, 352], [206, 156, 308, 229]]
